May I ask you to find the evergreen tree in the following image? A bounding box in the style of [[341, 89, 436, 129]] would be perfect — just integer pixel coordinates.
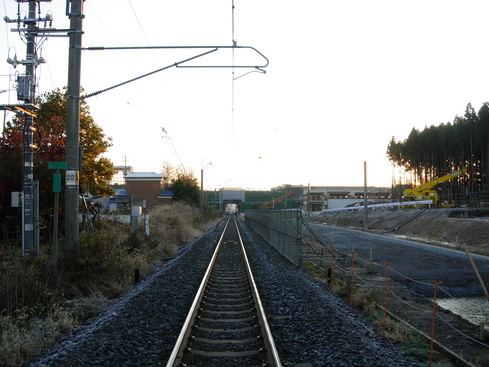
[[170, 171, 200, 206], [385, 102, 489, 202]]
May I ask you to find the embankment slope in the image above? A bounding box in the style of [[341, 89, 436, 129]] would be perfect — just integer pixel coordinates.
[[313, 208, 489, 256]]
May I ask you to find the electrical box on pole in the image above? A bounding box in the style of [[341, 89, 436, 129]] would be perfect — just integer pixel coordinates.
[[16, 75, 32, 101]]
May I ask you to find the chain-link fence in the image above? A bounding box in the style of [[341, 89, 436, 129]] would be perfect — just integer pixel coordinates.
[[244, 209, 303, 265]]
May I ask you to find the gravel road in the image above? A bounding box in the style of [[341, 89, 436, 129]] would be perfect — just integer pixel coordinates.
[[311, 223, 489, 297], [30, 218, 418, 367]]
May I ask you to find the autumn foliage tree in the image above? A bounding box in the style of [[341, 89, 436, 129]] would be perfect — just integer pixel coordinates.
[[0, 87, 114, 239]]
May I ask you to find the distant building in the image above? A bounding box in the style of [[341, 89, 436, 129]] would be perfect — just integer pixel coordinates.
[[125, 172, 172, 209], [108, 189, 130, 213], [157, 190, 174, 205], [204, 184, 391, 212], [110, 165, 133, 186], [296, 185, 391, 211]]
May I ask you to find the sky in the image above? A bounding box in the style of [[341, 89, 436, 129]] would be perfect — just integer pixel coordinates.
[[1, 1, 489, 191]]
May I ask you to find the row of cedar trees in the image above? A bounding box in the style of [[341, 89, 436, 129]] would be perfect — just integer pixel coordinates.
[[386, 102, 489, 201]]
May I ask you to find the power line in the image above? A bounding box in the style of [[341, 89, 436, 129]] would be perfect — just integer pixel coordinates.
[[127, 0, 159, 67], [86, 1, 118, 45], [161, 127, 187, 176], [2, 0, 11, 50]]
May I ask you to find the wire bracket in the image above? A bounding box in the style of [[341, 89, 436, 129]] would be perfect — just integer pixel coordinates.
[[79, 45, 269, 99]]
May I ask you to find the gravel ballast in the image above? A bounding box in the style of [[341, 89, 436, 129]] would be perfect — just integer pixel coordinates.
[[30, 218, 417, 367]]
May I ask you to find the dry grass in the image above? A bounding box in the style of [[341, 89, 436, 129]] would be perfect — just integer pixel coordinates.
[[147, 203, 207, 247], [305, 266, 455, 366], [0, 203, 220, 366], [0, 305, 80, 367]]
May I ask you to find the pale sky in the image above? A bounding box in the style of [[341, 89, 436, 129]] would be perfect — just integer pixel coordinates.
[[1, 1, 489, 190]]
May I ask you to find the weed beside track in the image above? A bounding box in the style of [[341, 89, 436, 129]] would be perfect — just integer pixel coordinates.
[[0, 203, 219, 366]]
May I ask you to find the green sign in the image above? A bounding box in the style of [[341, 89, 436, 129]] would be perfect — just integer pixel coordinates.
[[52, 173, 61, 193], [48, 162, 67, 170]]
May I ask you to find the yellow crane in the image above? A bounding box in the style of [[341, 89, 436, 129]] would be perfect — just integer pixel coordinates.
[[403, 167, 468, 206]]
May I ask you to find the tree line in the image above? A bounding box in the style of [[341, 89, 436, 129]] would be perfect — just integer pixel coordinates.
[[386, 102, 489, 200]]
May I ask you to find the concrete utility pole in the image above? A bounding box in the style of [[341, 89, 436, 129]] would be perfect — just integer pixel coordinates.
[[200, 162, 212, 209], [3, 0, 52, 256], [364, 161, 368, 230], [65, 0, 84, 250]]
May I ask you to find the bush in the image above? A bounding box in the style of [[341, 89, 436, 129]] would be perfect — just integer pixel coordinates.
[[147, 202, 209, 247]]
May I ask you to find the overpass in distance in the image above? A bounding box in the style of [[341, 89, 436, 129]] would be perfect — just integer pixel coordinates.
[[203, 184, 392, 212]]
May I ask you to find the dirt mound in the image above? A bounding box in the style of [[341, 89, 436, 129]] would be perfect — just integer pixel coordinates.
[[313, 208, 489, 256]]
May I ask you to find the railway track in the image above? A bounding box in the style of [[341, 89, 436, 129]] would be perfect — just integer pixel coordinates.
[[166, 215, 282, 367]]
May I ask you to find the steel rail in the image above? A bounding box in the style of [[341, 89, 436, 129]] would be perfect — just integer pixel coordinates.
[[235, 216, 283, 367], [165, 216, 231, 366], [166, 216, 282, 366]]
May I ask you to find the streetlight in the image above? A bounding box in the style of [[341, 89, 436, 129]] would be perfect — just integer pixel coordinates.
[[200, 162, 212, 209]]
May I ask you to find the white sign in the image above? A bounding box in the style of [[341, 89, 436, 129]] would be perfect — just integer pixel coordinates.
[[66, 170, 79, 186]]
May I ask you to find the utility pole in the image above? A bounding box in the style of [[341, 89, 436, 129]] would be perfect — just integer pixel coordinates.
[[65, 0, 84, 250], [200, 162, 212, 209], [21, 1, 38, 256], [3, 0, 52, 256], [3, 1, 88, 255], [364, 161, 368, 230]]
